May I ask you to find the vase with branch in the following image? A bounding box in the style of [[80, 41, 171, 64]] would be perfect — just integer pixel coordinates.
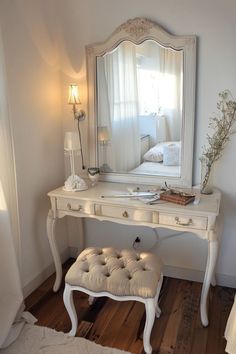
[[200, 90, 236, 194]]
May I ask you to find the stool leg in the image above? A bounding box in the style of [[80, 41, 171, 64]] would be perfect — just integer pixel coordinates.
[[63, 284, 77, 336], [155, 304, 161, 318], [155, 273, 163, 318], [144, 298, 155, 354]]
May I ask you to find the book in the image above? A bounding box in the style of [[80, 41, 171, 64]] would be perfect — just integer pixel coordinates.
[[160, 191, 195, 205]]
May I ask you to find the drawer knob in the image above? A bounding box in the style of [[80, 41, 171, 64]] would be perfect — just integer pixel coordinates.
[[175, 217, 193, 226], [67, 203, 82, 212], [122, 210, 129, 218]]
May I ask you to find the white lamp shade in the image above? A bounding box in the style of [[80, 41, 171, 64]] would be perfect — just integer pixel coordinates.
[[98, 126, 110, 142], [64, 132, 81, 151], [68, 84, 81, 105]]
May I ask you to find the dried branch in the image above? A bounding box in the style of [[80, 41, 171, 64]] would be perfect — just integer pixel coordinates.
[[201, 90, 236, 192]]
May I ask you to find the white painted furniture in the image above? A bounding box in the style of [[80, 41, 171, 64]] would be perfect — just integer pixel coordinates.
[[47, 181, 221, 327], [63, 247, 163, 354]]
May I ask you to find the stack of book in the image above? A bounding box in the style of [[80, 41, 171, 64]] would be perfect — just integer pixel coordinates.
[[160, 190, 195, 205]]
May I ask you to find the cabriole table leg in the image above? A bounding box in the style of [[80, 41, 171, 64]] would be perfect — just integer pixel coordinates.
[[47, 210, 62, 292], [200, 237, 219, 326]]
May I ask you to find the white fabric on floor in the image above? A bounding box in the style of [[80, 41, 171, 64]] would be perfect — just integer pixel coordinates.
[[1, 324, 131, 354], [225, 295, 236, 354], [0, 25, 24, 348]]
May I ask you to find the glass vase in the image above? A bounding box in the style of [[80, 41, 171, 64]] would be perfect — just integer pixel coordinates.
[[200, 157, 214, 194]]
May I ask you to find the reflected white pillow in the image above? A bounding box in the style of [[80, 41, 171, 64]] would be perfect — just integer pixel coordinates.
[[143, 143, 164, 162], [163, 142, 181, 166], [143, 141, 180, 163]]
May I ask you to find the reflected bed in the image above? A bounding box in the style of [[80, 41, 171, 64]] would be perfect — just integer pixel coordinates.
[[130, 161, 181, 177]]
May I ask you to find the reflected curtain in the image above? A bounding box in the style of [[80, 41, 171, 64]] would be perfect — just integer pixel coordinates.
[[98, 41, 141, 172], [136, 41, 182, 143], [159, 48, 182, 141], [0, 26, 25, 348]]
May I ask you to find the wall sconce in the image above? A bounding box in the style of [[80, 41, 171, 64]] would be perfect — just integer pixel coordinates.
[[68, 84, 85, 169], [98, 126, 110, 145]]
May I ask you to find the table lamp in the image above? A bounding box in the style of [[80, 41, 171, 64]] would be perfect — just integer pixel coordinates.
[[98, 126, 112, 172], [63, 132, 88, 191]]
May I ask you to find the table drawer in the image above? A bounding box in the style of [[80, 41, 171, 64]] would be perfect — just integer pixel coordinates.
[[159, 213, 207, 230], [97, 204, 152, 223], [57, 198, 94, 215]]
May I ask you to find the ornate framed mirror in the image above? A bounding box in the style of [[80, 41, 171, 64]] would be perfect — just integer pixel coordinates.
[[86, 18, 196, 187]]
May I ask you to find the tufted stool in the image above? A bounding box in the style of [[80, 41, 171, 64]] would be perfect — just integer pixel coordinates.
[[63, 247, 163, 354]]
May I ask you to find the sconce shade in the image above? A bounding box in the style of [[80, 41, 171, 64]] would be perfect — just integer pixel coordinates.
[[64, 132, 81, 151], [68, 84, 81, 105], [98, 126, 110, 142], [67, 84, 85, 169]]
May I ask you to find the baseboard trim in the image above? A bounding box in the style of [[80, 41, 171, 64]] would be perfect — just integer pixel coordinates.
[[164, 265, 236, 289], [68, 246, 79, 258], [23, 248, 70, 298], [216, 273, 236, 288], [163, 265, 205, 283]]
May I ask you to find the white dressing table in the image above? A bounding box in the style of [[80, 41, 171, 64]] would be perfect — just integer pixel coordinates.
[[47, 181, 221, 327]]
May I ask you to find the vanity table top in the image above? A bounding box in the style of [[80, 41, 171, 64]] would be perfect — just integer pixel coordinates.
[[48, 182, 221, 217]]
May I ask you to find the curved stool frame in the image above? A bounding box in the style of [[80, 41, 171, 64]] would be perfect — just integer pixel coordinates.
[[63, 272, 163, 354]]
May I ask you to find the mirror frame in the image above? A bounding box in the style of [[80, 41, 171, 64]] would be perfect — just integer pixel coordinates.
[[86, 18, 196, 187]]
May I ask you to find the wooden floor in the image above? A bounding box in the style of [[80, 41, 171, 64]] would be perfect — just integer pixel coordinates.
[[25, 259, 235, 354]]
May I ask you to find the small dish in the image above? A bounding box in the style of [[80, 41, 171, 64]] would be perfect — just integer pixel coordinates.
[[88, 167, 100, 187]]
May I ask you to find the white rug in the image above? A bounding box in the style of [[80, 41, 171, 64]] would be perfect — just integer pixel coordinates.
[[1, 324, 132, 354]]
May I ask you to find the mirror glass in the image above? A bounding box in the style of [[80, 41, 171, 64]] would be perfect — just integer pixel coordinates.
[[86, 18, 196, 187], [97, 40, 183, 178]]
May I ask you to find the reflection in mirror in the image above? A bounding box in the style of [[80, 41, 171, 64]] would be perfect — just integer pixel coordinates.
[[87, 18, 196, 187], [97, 40, 183, 178]]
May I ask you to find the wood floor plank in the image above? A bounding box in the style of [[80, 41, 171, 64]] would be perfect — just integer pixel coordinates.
[[173, 281, 200, 354], [86, 298, 121, 342], [77, 320, 94, 337], [189, 288, 210, 354], [218, 287, 234, 354], [32, 291, 64, 327], [95, 301, 135, 347], [80, 296, 108, 323], [158, 279, 190, 354], [206, 285, 234, 354], [149, 278, 181, 353], [32, 289, 89, 332], [112, 301, 145, 352]]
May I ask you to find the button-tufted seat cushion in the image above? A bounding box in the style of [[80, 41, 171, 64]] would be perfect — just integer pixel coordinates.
[[65, 247, 162, 298]]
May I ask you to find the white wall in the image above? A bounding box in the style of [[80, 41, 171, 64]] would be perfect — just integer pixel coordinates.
[[58, 0, 236, 286], [0, 0, 69, 296]]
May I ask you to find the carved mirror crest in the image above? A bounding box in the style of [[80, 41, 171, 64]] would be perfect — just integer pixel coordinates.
[[86, 18, 196, 187]]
